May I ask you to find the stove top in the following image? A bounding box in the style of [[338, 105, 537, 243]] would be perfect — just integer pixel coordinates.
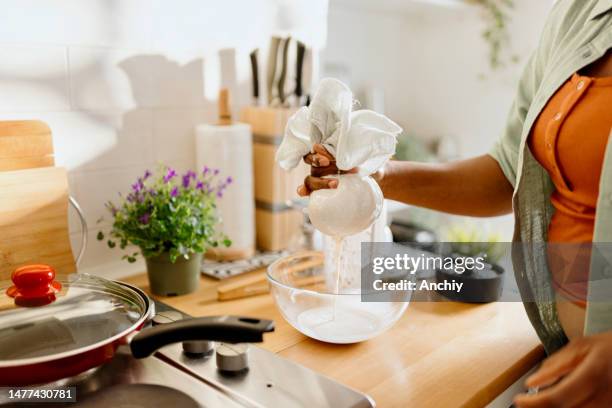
[[0, 300, 374, 408]]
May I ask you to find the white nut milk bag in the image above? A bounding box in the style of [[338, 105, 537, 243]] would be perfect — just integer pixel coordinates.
[[276, 78, 402, 239]]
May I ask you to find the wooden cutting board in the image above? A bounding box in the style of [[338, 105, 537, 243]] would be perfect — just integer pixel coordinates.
[[0, 120, 75, 280], [0, 120, 55, 172], [0, 167, 75, 280]]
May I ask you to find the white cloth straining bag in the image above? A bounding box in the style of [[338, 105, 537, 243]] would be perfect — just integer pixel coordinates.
[[276, 78, 401, 176], [276, 78, 402, 238]]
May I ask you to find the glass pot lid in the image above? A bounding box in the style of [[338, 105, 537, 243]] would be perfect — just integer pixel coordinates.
[[0, 264, 149, 364]]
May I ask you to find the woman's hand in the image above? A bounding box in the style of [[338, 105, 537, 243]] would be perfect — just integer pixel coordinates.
[[514, 331, 612, 408], [297, 152, 512, 217], [297, 144, 357, 196]]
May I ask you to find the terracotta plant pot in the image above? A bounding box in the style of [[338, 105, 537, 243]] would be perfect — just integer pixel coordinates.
[[145, 252, 202, 296]]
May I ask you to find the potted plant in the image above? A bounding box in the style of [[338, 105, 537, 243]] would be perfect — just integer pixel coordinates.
[[97, 165, 232, 296]]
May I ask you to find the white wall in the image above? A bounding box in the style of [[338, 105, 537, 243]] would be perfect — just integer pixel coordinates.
[[0, 0, 326, 278], [324, 0, 553, 153], [320, 5, 407, 120], [0, 0, 553, 275], [398, 0, 554, 157], [322, 0, 554, 238]]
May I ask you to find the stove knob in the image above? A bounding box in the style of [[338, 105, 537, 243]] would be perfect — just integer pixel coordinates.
[[183, 340, 213, 357], [152, 311, 213, 358], [216, 343, 249, 373]]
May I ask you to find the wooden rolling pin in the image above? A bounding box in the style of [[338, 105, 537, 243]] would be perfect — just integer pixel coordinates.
[[217, 268, 269, 301], [217, 254, 324, 301]]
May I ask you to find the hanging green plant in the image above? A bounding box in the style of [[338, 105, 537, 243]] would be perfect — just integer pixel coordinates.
[[468, 0, 518, 70]]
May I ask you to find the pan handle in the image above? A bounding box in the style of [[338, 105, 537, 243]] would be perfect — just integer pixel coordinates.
[[129, 316, 274, 359]]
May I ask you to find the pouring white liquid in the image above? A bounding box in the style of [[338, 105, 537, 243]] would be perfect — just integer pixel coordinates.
[[332, 236, 344, 319], [297, 232, 398, 343], [308, 174, 383, 296], [273, 78, 404, 343], [294, 175, 386, 343]]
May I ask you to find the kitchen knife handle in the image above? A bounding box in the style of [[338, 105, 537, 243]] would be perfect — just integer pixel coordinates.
[[266, 37, 281, 105], [130, 316, 274, 359], [295, 42, 305, 98], [277, 37, 291, 105], [249, 49, 259, 100]]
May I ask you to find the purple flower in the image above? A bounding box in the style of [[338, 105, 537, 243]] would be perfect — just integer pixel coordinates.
[[148, 188, 157, 196], [226, 176, 233, 184], [182, 174, 191, 188], [170, 186, 179, 197], [131, 178, 144, 193], [202, 166, 209, 175], [182, 170, 197, 187], [216, 190, 223, 198], [163, 168, 177, 183], [196, 181, 204, 190], [139, 213, 150, 225], [143, 169, 152, 180], [213, 168, 220, 175]]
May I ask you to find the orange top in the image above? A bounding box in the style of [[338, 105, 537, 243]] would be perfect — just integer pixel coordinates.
[[529, 73, 612, 305]]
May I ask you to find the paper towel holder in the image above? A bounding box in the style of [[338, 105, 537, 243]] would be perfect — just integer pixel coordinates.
[[218, 88, 232, 126]]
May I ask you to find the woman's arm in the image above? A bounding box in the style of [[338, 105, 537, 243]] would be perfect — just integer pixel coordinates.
[[377, 155, 514, 217], [299, 145, 514, 218]]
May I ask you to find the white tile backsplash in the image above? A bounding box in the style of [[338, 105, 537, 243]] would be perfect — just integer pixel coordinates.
[[78, 109, 154, 171], [0, 0, 152, 48], [0, 45, 70, 110], [151, 108, 211, 163], [150, 57, 207, 107], [69, 47, 154, 110], [0, 0, 301, 278], [150, 0, 286, 55]]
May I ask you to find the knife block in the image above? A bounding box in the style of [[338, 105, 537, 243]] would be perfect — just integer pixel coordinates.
[[241, 106, 308, 251]]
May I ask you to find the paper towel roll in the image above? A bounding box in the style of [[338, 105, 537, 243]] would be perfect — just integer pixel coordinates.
[[196, 123, 255, 260]]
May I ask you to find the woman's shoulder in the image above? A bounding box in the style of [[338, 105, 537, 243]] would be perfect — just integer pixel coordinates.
[[546, 0, 610, 32], [536, 0, 609, 66]]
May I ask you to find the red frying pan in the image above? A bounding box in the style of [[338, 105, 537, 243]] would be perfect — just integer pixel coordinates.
[[0, 264, 274, 386]]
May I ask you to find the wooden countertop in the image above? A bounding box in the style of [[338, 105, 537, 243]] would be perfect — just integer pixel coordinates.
[[123, 271, 545, 408]]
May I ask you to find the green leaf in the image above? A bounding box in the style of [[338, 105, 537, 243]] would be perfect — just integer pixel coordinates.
[[223, 238, 232, 247], [107, 240, 116, 248], [97, 231, 105, 241]]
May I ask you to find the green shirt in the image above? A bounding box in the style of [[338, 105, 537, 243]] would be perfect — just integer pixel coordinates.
[[490, 0, 612, 353]]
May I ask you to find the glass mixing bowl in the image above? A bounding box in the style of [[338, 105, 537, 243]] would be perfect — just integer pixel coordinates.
[[267, 251, 409, 344]]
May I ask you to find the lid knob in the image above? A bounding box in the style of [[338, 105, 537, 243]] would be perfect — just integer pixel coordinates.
[[6, 264, 62, 307]]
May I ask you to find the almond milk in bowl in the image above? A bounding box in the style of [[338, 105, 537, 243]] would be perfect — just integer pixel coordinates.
[[267, 251, 409, 344]]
